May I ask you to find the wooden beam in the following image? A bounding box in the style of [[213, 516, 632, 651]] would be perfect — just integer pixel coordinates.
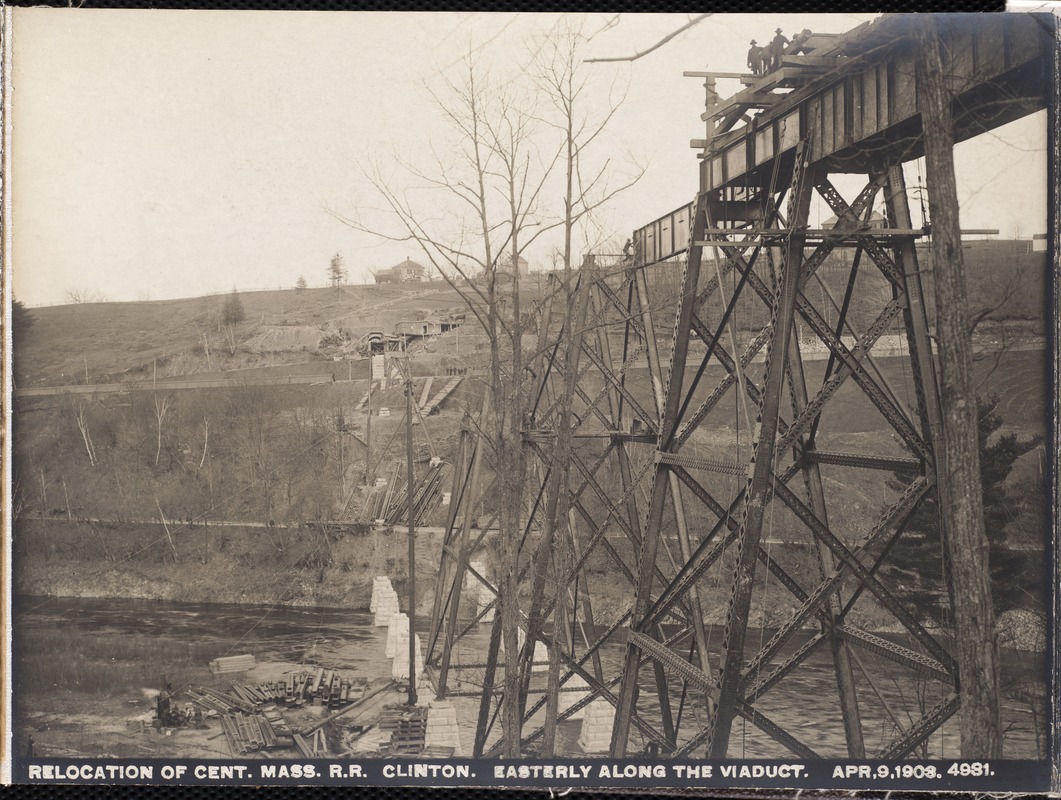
[[683, 70, 746, 79], [705, 94, 781, 121], [779, 54, 841, 69]]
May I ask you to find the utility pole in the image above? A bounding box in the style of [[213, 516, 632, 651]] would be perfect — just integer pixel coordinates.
[[406, 369, 417, 706], [916, 14, 1001, 758], [365, 377, 373, 486], [338, 405, 345, 499]]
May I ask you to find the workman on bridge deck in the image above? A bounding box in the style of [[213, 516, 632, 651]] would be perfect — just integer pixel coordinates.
[[769, 28, 790, 71], [747, 40, 766, 75]]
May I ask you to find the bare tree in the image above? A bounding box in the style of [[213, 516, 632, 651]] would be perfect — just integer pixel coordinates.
[[153, 394, 171, 466], [65, 287, 106, 304], [198, 417, 211, 470], [583, 13, 711, 63], [72, 401, 98, 467], [196, 324, 213, 369], [223, 324, 239, 356], [334, 54, 557, 754], [335, 32, 639, 753], [12, 477, 27, 519], [156, 499, 180, 563], [521, 20, 644, 751]]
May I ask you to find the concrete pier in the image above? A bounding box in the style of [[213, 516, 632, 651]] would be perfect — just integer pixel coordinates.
[[385, 612, 409, 658], [578, 699, 615, 753], [392, 632, 424, 681], [374, 587, 399, 626], [370, 576, 392, 612], [424, 699, 463, 755], [557, 673, 590, 721]]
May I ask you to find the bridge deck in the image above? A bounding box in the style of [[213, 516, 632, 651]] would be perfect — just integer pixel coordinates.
[[637, 13, 1051, 265]]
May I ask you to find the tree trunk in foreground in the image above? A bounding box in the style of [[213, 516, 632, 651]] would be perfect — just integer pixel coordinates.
[[916, 14, 1002, 758]]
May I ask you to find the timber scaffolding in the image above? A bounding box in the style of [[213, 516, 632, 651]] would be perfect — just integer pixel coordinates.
[[424, 13, 1055, 759]]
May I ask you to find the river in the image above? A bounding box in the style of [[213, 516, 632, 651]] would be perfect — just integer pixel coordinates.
[[13, 596, 1045, 759]]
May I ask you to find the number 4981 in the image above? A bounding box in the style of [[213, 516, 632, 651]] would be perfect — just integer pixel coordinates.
[[948, 762, 990, 777]]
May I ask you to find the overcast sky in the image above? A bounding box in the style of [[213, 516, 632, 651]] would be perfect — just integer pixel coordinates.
[[10, 10, 1048, 306]]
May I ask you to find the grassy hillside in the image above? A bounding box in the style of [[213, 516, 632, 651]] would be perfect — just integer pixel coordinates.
[[15, 283, 472, 387], [11, 267, 1048, 627]]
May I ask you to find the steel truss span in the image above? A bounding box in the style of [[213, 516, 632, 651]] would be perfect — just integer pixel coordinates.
[[423, 12, 1053, 759]]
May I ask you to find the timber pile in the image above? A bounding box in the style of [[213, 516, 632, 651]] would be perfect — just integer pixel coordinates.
[[191, 669, 370, 757], [379, 704, 428, 755], [261, 705, 292, 736], [364, 459, 446, 525], [210, 654, 256, 674]]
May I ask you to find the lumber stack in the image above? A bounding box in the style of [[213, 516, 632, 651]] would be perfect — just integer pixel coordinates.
[[379, 704, 428, 755], [209, 654, 256, 674]]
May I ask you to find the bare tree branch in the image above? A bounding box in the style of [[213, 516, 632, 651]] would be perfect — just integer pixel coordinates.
[[583, 14, 711, 63]]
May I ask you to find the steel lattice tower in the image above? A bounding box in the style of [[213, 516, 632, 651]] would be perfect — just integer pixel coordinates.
[[424, 12, 1053, 759]]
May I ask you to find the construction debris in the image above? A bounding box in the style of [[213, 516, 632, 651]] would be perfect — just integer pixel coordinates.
[[190, 672, 368, 717], [292, 728, 329, 758], [181, 667, 375, 757], [220, 712, 282, 755]]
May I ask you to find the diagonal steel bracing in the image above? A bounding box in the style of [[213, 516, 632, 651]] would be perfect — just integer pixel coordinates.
[[423, 14, 1050, 758], [597, 156, 960, 759], [428, 160, 966, 765]]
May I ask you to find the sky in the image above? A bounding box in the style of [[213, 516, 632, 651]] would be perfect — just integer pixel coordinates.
[[10, 10, 1049, 306]]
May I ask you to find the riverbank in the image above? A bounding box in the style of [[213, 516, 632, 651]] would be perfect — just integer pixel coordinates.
[[13, 515, 656, 629], [13, 518, 451, 613], [14, 518, 1048, 653]]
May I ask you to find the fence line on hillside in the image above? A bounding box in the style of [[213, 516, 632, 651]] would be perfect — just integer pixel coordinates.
[[25, 280, 463, 309]]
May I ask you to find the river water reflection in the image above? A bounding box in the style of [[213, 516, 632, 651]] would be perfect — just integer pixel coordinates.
[[14, 596, 1044, 759]]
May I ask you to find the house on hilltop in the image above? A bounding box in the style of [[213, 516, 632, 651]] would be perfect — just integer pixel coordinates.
[[477, 254, 531, 282], [500, 254, 530, 275], [373, 257, 427, 284]]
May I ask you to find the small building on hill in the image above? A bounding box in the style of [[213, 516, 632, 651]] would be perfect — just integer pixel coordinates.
[[500, 254, 530, 275], [395, 317, 463, 337], [477, 254, 531, 282], [374, 258, 428, 284]]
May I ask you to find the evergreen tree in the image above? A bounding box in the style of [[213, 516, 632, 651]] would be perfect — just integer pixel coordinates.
[[11, 298, 34, 377], [882, 395, 1043, 621], [12, 299, 34, 337], [328, 253, 347, 288], [221, 289, 245, 326]]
